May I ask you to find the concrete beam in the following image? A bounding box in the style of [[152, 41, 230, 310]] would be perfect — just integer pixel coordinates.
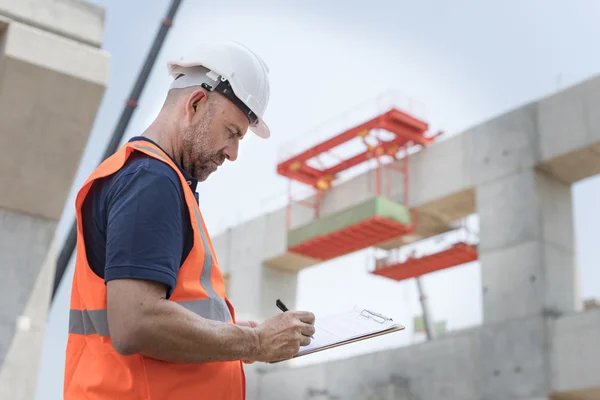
[[0, 0, 105, 48], [537, 76, 600, 184], [0, 18, 110, 220]]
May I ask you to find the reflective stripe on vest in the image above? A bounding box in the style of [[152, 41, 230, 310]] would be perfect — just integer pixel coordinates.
[[69, 298, 231, 337]]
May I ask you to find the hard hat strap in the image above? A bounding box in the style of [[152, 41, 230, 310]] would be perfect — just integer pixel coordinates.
[[201, 80, 258, 126]]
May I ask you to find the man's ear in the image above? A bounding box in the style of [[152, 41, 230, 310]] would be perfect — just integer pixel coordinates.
[[184, 89, 208, 123]]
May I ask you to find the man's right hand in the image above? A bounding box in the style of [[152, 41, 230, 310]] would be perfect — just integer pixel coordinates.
[[251, 311, 316, 363]]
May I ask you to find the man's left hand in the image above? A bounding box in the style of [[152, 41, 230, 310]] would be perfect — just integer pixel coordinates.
[[236, 320, 258, 363]]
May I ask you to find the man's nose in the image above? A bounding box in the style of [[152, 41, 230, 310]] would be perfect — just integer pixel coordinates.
[[224, 142, 239, 162]]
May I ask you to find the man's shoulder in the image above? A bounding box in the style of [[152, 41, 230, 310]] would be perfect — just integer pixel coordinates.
[[101, 152, 183, 195], [119, 152, 182, 184]]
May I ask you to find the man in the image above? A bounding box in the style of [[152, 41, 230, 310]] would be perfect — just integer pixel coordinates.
[[64, 41, 316, 400]]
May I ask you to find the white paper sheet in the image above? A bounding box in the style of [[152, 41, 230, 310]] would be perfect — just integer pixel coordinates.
[[297, 305, 404, 356]]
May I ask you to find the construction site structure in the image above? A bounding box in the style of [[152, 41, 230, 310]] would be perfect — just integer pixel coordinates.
[[274, 92, 480, 291], [0, 1, 110, 399], [273, 92, 483, 345], [277, 98, 433, 261], [212, 75, 600, 400]]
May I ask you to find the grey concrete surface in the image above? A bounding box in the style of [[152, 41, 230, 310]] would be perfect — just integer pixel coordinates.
[[0, 18, 110, 221], [0, 209, 56, 367], [0, 232, 59, 399], [213, 74, 600, 399], [246, 310, 600, 400], [0, 1, 109, 398], [477, 169, 579, 323], [0, 0, 105, 47]]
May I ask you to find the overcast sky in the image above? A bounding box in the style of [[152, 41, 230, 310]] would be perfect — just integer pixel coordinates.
[[36, 0, 600, 398]]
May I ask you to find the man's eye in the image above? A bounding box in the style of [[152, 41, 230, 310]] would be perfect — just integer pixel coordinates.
[[227, 126, 243, 139], [231, 129, 242, 139]]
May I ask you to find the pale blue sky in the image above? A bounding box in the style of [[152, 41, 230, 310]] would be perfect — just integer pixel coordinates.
[[36, 0, 600, 397]]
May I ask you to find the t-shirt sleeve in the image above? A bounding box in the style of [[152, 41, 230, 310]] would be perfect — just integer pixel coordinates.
[[103, 159, 186, 297]]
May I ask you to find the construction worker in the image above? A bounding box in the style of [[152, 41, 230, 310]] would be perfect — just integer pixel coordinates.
[[64, 40, 315, 399]]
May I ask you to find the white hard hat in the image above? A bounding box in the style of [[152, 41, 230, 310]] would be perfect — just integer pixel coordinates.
[[167, 40, 271, 139]]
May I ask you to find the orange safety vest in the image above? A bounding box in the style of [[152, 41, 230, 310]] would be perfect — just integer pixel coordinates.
[[64, 140, 245, 399]]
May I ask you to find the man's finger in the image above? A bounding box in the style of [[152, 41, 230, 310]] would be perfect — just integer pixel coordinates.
[[301, 324, 316, 337], [300, 336, 312, 347], [295, 311, 315, 324]]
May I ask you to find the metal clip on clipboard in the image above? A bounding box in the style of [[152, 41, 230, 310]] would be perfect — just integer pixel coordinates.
[[359, 308, 393, 324]]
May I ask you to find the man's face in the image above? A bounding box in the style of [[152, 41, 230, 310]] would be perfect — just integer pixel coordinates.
[[179, 90, 250, 181]]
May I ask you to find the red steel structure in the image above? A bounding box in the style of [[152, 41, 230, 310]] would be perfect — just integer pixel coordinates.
[[277, 100, 479, 281], [277, 106, 440, 262], [371, 242, 479, 281], [276, 108, 435, 191]]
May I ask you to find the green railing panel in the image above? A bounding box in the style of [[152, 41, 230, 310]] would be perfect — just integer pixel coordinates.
[[287, 196, 411, 249]]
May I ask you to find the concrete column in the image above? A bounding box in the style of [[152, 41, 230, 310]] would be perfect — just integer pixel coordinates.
[[476, 168, 579, 324], [213, 211, 299, 324], [0, 2, 109, 398], [227, 263, 298, 324]]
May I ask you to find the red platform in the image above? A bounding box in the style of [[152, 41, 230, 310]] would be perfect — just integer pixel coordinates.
[[371, 242, 479, 281], [288, 216, 415, 261], [277, 107, 436, 189]]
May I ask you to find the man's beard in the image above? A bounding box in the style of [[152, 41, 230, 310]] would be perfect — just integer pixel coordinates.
[[180, 112, 221, 181], [180, 130, 213, 181]]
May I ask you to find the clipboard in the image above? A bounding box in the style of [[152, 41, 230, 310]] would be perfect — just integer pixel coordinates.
[[292, 306, 405, 358]]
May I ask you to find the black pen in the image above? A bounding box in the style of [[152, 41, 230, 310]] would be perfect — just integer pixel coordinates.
[[276, 299, 288, 312], [276, 299, 314, 339]]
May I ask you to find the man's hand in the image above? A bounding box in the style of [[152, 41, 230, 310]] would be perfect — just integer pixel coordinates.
[[250, 311, 315, 363]]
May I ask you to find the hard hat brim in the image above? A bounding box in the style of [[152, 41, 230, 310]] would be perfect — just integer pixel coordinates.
[[250, 118, 270, 139]]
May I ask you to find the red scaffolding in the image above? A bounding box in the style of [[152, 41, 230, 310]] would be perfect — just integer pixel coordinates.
[[370, 220, 479, 281], [277, 107, 435, 192], [371, 242, 479, 281], [277, 102, 441, 261]]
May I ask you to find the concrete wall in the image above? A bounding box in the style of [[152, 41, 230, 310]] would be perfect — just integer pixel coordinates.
[[0, 1, 109, 398], [246, 309, 600, 400]]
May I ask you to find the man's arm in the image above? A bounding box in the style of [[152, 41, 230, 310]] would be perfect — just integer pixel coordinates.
[[107, 279, 259, 362], [107, 278, 316, 363], [102, 158, 315, 363]]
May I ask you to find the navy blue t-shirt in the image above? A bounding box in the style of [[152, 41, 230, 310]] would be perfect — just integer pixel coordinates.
[[81, 136, 198, 298]]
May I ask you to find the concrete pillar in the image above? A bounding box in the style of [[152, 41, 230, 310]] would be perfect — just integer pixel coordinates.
[[0, 1, 109, 398], [227, 263, 298, 324], [476, 168, 579, 324], [213, 211, 299, 324]]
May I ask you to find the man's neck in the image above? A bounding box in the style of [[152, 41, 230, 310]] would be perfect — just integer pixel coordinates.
[[142, 120, 178, 162]]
